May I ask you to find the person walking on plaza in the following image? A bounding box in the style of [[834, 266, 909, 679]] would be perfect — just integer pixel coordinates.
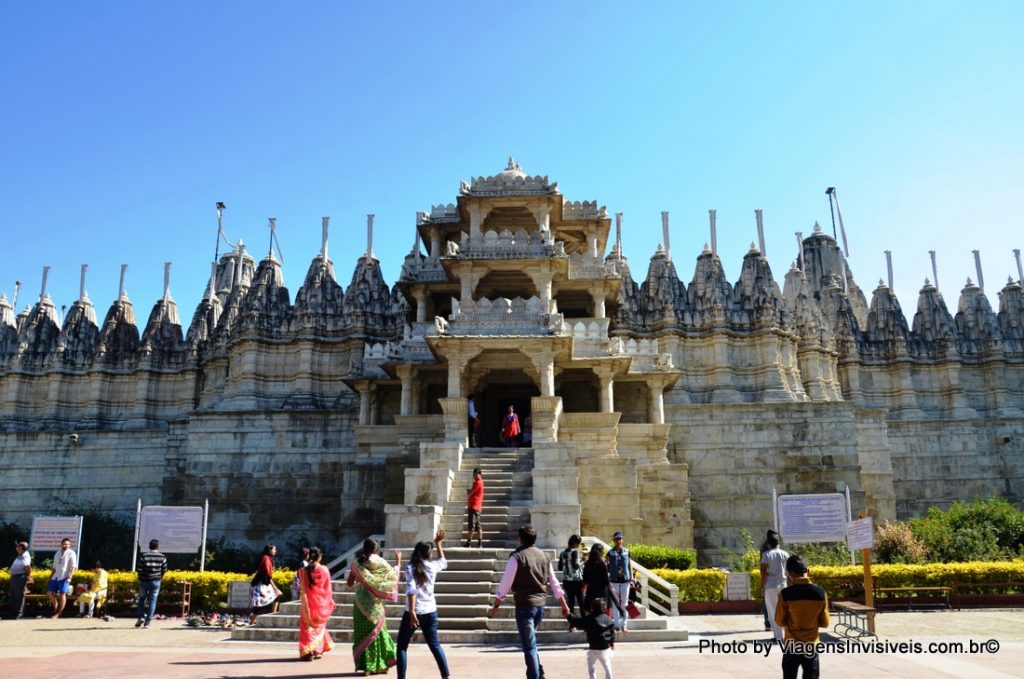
[[467, 393, 479, 447], [297, 547, 335, 661], [397, 530, 450, 679], [7, 540, 31, 619], [76, 561, 108, 617], [566, 596, 616, 679], [48, 537, 77, 619], [347, 537, 401, 675], [605, 532, 632, 633], [250, 543, 279, 624], [502, 404, 521, 447], [775, 555, 829, 679], [488, 525, 571, 679], [464, 467, 484, 548], [558, 534, 585, 616], [136, 539, 168, 628], [761, 532, 790, 642]]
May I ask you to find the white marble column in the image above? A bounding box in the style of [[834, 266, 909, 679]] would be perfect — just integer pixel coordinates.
[[397, 365, 414, 415], [412, 285, 428, 323], [357, 380, 372, 425], [428, 227, 442, 261], [532, 352, 556, 397], [447, 356, 465, 398], [591, 286, 606, 319], [595, 366, 615, 413], [648, 380, 665, 425]]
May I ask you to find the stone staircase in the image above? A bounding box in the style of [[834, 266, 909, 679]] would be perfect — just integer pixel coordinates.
[[232, 446, 687, 643], [441, 446, 532, 549]]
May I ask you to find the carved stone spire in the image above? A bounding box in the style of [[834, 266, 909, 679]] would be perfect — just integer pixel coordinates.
[[731, 243, 783, 330], [234, 254, 291, 337], [57, 273, 100, 369], [13, 274, 61, 370], [954, 276, 1002, 356], [910, 278, 958, 357], [341, 251, 394, 341], [640, 245, 686, 330], [686, 246, 732, 330], [863, 279, 910, 358], [95, 287, 141, 368], [293, 249, 345, 333], [799, 226, 870, 327], [997, 277, 1024, 356], [0, 293, 18, 369], [609, 256, 643, 334]]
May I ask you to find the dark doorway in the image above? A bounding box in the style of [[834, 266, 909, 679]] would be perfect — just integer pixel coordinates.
[[476, 382, 539, 447]]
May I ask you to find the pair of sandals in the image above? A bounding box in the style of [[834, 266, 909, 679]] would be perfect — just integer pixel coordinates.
[[300, 652, 324, 662]]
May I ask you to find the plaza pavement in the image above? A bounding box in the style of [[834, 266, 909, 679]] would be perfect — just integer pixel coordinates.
[[2, 609, 1023, 678]]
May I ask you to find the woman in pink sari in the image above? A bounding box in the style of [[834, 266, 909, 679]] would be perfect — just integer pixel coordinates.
[[298, 547, 335, 661]]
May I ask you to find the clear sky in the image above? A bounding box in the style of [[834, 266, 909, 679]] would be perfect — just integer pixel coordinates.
[[3, 1, 1022, 325]]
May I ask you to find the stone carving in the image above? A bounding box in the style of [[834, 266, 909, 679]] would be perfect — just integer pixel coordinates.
[[863, 280, 910, 358], [955, 278, 1003, 356], [686, 246, 731, 330], [0, 294, 18, 369], [94, 294, 142, 368], [12, 296, 61, 370], [460, 158, 559, 196], [910, 279, 958, 357], [731, 244, 783, 331], [998, 278, 1024, 356], [54, 295, 99, 369]]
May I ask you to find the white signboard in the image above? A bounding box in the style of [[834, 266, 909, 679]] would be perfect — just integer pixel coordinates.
[[724, 572, 752, 601], [847, 517, 874, 550], [777, 493, 849, 544], [31, 516, 83, 552], [140, 506, 205, 553], [228, 581, 252, 611]]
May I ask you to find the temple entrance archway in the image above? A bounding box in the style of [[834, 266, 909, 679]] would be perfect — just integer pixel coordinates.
[[465, 350, 540, 447]]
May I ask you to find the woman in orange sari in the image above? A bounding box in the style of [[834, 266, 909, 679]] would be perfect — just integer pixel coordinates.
[[298, 547, 335, 661]]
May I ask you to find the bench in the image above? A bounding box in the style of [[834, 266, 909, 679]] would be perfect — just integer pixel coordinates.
[[831, 600, 877, 639], [952, 581, 1024, 610], [18, 581, 191, 617], [874, 586, 951, 610]]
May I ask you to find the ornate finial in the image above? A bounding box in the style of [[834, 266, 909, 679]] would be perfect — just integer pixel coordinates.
[[654, 243, 665, 256], [702, 242, 712, 254], [878, 278, 886, 289], [966, 276, 974, 286], [923, 277, 932, 287], [749, 242, 759, 254], [813, 221, 823, 234], [506, 156, 521, 172]]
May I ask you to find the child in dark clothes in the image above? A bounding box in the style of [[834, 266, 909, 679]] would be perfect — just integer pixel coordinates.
[[566, 597, 615, 679]]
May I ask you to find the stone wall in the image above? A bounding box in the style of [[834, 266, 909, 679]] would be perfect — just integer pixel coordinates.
[[668, 402, 893, 565]]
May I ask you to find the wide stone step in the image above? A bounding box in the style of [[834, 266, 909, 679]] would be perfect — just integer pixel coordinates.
[[231, 626, 687, 644]]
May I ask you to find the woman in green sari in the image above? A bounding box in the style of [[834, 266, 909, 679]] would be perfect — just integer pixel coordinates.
[[347, 538, 402, 675]]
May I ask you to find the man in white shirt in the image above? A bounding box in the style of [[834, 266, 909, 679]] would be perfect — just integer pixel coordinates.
[[8, 541, 32, 619], [760, 533, 790, 642], [467, 394, 479, 447], [48, 537, 78, 619]]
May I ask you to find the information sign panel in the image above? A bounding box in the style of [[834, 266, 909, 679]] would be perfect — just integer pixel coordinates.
[[846, 517, 874, 550], [139, 506, 205, 553], [777, 493, 848, 544], [725, 572, 751, 601], [30, 516, 83, 552], [228, 581, 252, 611]]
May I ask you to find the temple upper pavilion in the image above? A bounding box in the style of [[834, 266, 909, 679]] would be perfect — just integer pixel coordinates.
[[1, 159, 1022, 560]]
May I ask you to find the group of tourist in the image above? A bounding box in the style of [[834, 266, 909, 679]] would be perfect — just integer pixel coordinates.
[[5, 537, 168, 628]]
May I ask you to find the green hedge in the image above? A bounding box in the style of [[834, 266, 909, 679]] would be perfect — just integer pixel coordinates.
[[649, 560, 1024, 602], [628, 544, 696, 571], [1, 568, 296, 612]]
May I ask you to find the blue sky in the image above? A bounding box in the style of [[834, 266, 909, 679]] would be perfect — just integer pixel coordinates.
[[3, 1, 1022, 323]]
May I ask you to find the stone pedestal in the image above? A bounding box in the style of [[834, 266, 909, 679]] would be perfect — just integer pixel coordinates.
[[529, 504, 581, 549], [385, 503, 442, 548], [531, 396, 562, 443], [403, 468, 454, 506], [439, 397, 468, 443]]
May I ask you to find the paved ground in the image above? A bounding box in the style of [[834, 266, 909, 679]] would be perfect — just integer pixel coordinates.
[[3, 609, 1023, 678]]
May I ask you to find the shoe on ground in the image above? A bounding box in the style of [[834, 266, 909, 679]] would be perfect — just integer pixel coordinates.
[[135, 619, 145, 628], [143, 623, 151, 629]]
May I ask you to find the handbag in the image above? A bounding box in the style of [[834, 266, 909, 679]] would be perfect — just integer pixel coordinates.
[[627, 601, 641, 619]]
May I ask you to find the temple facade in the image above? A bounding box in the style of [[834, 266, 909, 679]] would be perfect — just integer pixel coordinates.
[[1, 159, 1022, 561]]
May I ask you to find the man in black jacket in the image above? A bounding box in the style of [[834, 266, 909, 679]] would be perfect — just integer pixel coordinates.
[[135, 539, 168, 629]]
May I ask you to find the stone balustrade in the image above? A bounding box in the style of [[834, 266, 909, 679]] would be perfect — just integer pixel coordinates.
[[446, 229, 565, 259], [399, 256, 448, 283], [568, 252, 619, 280], [439, 296, 565, 336]]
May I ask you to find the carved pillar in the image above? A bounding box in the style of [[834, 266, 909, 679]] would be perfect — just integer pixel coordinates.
[[591, 284, 606, 319], [528, 351, 556, 397], [428, 227, 442, 261], [412, 285, 428, 323], [594, 365, 615, 413], [588, 233, 599, 258], [469, 204, 492, 239], [397, 365, 414, 415], [453, 262, 481, 305], [648, 378, 666, 425], [357, 380, 372, 425]]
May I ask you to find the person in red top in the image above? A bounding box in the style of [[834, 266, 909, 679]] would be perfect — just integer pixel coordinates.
[[464, 468, 485, 548], [502, 405, 521, 447]]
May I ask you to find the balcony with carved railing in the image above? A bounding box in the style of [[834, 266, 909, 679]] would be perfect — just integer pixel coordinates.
[[399, 254, 449, 284], [433, 296, 565, 337], [445, 229, 566, 260], [568, 251, 621, 280]]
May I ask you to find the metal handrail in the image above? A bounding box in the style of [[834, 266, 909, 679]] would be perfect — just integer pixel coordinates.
[[580, 536, 679, 617], [326, 534, 386, 579]]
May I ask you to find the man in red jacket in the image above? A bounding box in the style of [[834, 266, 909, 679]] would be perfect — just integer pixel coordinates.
[[464, 468, 484, 548]]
